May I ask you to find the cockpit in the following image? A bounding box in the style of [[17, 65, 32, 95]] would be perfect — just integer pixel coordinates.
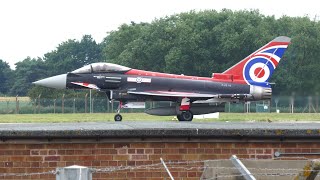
[[71, 63, 131, 74]]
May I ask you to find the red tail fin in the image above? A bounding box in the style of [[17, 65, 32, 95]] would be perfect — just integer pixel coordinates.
[[222, 36, 291, 87]]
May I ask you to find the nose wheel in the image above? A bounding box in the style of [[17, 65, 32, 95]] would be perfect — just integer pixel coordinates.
[[114, 114, 122, 121]]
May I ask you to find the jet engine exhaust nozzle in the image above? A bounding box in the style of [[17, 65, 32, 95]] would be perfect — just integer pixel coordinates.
[[250, 85, 272, 100]]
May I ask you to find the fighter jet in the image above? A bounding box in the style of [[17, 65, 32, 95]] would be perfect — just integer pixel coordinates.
[[33, 36, 291, 121]]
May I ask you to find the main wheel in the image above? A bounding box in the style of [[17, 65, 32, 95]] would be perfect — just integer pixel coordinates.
[[179, 111, 193, 121], [114, 114, 122, 121]]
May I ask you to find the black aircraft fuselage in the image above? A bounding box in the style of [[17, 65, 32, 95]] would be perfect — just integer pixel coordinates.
[[66, 71, 251, 102], [33, 36, 291, 121]]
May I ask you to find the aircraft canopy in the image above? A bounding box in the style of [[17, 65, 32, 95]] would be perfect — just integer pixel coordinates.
[[71, 63, 131, 74]]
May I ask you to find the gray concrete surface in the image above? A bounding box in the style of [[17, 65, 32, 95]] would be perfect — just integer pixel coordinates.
[[0, 122, 319, 139], [202, 159, 320, 180]]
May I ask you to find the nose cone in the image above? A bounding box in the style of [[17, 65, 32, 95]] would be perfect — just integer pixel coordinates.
[[33, 74, 67, 89]]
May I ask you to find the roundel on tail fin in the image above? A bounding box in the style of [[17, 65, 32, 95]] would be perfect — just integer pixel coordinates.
[[243, 44, 289, 87], [243, 56, 275, 87]]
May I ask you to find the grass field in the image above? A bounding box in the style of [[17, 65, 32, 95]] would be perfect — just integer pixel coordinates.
[[0, 113, 319, 123]]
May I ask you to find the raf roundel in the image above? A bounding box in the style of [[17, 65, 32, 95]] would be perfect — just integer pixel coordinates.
[[243, 56, 275, 87]]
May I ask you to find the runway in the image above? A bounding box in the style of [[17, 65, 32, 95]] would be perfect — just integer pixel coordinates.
[[1, 121, 320, 130], [0, 122, 319, 139]]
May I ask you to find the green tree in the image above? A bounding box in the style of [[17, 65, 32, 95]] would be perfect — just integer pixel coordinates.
[[27, 35, 103, 98], [103, 22, 146, 60], [102, 9, 320, 95], [44, 35, 103, 76], [103, 10, 272, 76], [0, 59, 13, 95], [10, 57, 47, 96]]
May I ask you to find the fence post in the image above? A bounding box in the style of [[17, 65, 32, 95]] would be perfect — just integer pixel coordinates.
[[15, 95, 19, 114], [34, 98, 36, 114], [56, 165, 92, 180], [85, 93, 88, 113], [6, 101, 9, 112], [89, 90, 92, 113], [92, 98, 94, 113], [290, 95, 295, 113], [244, 102, 250, 113], [73, 98, 76, 113], [54, 99, 56, 114], [303, 96, 317, 113], [17, 100, 19, 114], [316, 92, 319, 113], [62, 94, 65, 114], [107, 100, 110, 113], [38, 94, 41, 114], [309, 96, 312, 113], [274, 98, 279, 113], [111, 101, 114, 113]]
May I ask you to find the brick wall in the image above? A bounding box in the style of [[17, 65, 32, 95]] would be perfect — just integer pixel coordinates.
[[0, 141, 319, 179]]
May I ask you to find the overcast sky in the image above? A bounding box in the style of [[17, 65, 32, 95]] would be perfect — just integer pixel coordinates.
[[0, 0, 318, 68]]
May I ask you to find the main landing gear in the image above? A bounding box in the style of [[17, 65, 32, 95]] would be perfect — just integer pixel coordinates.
[[177, 98, 193, 121], [114, 102, 123, 121], [177, 111, 193, 121]]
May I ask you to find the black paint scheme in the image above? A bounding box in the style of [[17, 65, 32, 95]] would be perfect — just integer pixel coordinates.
[[66, 71, 250, 102], [32, 62, 273, 121], [63, 62, 263, 121]]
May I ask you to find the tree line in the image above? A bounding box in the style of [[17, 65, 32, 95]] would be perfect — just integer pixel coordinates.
[[1, 9, 319, 99]]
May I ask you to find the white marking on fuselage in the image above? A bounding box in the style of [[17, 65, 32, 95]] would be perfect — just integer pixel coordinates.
[[105, 76, 121, 79], [127, 77, 151, 83]]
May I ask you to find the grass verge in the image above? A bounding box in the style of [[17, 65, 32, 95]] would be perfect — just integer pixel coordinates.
[[0, 113, 319, 123]]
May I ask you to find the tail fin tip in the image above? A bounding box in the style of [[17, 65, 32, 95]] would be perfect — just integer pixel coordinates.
[[272, 36, 291, 43]]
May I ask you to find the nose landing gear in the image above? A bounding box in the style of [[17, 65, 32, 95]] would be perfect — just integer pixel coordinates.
[[114, 102, 123, 121], [114, 114, 122, 121]]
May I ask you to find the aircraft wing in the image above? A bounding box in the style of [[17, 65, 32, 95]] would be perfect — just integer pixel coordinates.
[[128, 90, 252, 100], [128, 90, 217, 98]]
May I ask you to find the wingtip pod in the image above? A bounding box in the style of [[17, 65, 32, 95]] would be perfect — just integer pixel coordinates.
[[222, 36, 291, 87]]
